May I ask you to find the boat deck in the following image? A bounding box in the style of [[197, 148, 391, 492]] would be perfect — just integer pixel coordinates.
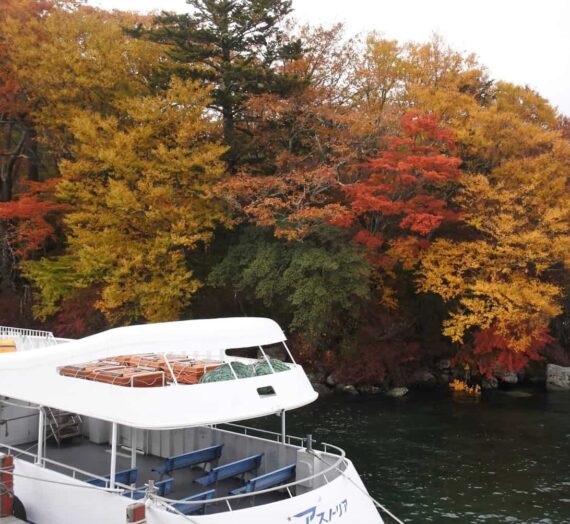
[[15, 437, 289, 513]]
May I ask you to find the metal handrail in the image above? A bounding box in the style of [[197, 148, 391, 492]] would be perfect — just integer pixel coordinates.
[[2, 426, 348, 513], [0, 442, 111, 486], [217, 422, 306, 447]]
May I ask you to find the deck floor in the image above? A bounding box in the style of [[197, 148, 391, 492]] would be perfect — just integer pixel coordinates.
[[17, 437, 287, 514]]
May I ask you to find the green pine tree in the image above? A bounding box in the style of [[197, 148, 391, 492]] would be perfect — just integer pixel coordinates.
[[131, 0, 301, 171]]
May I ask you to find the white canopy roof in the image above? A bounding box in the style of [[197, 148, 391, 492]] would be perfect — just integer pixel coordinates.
[[0, 318, 318, 429]]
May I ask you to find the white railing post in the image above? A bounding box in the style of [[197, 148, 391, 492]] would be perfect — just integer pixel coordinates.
[[162, 354, 178, 386], [227, 361, 239, 380], [130, 428, 137, 472], [281, 410, 286, 444], [258, 346, 275, 373], [110, 422, 118, 489], [282, 341, 297, 365], [36, 407, 45, 466]]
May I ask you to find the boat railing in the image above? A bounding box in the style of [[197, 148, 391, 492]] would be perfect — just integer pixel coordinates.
[[148, 438, 348, 515], [0, 442, 120, 490], [1, 426, 348, 514], [215, 421, 307, 447], [0, 327, 55, 339], [0, 326, 72, 351]]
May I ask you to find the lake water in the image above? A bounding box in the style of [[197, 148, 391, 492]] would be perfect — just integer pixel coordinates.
[[257, 389, 570, 524]]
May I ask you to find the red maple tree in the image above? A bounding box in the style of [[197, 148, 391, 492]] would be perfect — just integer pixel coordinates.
[[335, 111, 462, 269]]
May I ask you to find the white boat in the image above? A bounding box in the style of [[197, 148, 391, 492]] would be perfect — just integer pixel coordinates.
[[0, 319, 399, 524]]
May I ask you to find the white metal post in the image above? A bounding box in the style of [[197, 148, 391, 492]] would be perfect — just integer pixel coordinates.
[[259, 346, 275, 373], [130, 428, 137, 472], [282, 341, 297, 365], [281, 410, 286, 444], [110, 422, 118, 489], [36, 407, 45, 466], [162, 354, 178, 385]]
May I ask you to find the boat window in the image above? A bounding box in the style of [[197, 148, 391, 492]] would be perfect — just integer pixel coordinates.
[[225, 344, 292, 363], [257, 386, 276, 397], [261, 343, 292, 363], [225, 347, 258, 359]]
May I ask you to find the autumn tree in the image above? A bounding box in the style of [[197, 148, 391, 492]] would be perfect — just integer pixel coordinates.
[[0, 0, 55, 202], [25, 79, 227, 324], [218, 24, 363, 239], [0, 0, 66, 297], [419, 133, 570, 375], [1, 3, 168, 325], [3, 5, 166, 159], [333, 112, 462, 305], [131, 0, 301, 171]]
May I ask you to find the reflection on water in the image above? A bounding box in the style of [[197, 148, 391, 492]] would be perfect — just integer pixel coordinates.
[[255, 390, 570, 523]]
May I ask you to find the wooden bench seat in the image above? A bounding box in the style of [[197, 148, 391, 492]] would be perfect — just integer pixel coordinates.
[[228, 464, 296, 495], [152, 444, 224, 478], [194, 453, 263, 487], [87, 468, 138, 488], [171, 489, 216, 515]]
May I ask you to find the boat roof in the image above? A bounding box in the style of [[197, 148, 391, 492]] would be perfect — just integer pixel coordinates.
[[0, 318, 318, 429]]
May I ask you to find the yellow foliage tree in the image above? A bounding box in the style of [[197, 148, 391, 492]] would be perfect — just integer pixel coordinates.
[[25, 78, 227, 323], [3, 4, 166, 156], [419, 136, 570, 356]]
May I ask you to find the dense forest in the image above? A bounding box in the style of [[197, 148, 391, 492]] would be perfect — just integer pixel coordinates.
[[1, 0, 569, 387]]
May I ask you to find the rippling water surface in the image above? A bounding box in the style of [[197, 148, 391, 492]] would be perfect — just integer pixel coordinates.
[[255, 389, 570, 523]]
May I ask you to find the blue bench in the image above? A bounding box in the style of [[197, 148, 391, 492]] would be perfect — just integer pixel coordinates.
[[194, 453, 264, 487], [228, 464, 296, 495], [87, 468, 138, 487], [171, 489, 216, 516], [127, 477, 174, 500], [152, 444, 224, 478]]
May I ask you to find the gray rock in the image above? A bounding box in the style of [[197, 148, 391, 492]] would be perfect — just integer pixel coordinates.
[[546, 364, 570, 391], [335, 384, 359, 396], [312, 383, 333, 396], [325, 374, 337, 387], [501, 372, 518, 384], [437, 359, 452, 371], [307, 371, 326, 384], [410, 370, 437, 388], [386, 387, 408, 398], [481, 377, 498, 389], [503, 390, 533, 398]]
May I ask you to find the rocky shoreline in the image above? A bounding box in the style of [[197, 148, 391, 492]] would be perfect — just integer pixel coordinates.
[[307, 361, 570, 398]]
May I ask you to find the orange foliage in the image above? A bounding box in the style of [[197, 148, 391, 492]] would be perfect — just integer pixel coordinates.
[[449, 379, 481, 396], [220, 166, 343, 240], [338, 111, 462, 269], [0, 179, 67, 257], [455, 325, 548, 378]]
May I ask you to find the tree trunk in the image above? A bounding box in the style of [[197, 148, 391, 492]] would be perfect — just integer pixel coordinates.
[[26, 126, 39, 181], [223, 106, 236, 172], [221, 42, 237, 173], [0, 121, 27, 202]]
